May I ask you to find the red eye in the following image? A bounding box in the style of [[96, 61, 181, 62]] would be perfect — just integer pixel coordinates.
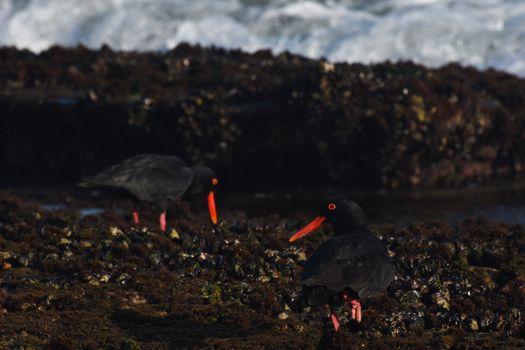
[[212, 178, 219, 186], [328, 203, 336, 210]]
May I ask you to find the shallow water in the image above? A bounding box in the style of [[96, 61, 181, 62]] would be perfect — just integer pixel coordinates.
[[1, 0, 524, 76], [222, 181, 525, 226], [78, 207, 106, 218], [24, 181, 525, 226], [40, 203, 66, 212]]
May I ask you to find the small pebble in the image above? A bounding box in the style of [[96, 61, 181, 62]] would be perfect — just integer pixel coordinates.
[[278, 312, 289, 320], [109, 226, 123, 236], [80, 240, 92, 248], [468, 319, 479, 331], [169, 228, 180, 239]]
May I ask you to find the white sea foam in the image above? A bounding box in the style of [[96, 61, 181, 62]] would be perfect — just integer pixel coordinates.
[[1, 0, 524, 76]]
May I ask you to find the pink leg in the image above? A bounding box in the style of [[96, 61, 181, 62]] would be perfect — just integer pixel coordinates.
[[350, 300, 362, 322], [159, 211, 167, 231], [330, 312, 340, 332], [133, 210, 140, 224], [342, 292, 362, 322]]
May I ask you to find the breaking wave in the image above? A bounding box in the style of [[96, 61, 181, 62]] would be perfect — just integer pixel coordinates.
[[1, 0, 524, 76]]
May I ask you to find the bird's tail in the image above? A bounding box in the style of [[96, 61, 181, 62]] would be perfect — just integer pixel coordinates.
[[290, 292, 307, 312], [291, 286, 333, 311], [76, 177, 97, 188], [292, 287, 333, 312]]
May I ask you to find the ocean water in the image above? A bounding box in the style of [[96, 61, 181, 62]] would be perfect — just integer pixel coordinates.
[[1, 0, 524, 76]]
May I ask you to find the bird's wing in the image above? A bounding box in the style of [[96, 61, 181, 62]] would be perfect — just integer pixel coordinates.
[[113, 155, 187, 180], [79, 154, 193, 202], [302, 233, 393, 297], [114, 163, 194, 203], [80, 154, 188, 187], [301, 237, 360, 291], [339, 247, 394, 298]]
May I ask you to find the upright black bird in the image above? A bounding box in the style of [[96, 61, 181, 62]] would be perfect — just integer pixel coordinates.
[[78, 154, 219, 231], [289, 197, 394, 331]]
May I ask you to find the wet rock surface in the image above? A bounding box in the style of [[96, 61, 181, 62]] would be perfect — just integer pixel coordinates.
[[1, 45, 525, 188], [0, 193, 524, 349]]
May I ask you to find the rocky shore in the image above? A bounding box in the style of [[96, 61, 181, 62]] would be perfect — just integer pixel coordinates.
[[1, 45, 525, 189], [0, 193, 524, 349], [1, 44, 525, 348]]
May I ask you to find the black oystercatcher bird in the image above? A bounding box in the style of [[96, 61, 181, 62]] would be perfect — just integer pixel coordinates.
[[289, 197, 394, 331], [78, 154, 219, 231]]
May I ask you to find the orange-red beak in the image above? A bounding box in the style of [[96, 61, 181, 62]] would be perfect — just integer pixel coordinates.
[[289, 216, 326, 242], [208, 191, 218, 224]]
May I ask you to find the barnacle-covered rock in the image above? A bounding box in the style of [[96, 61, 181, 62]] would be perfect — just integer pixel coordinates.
[[0, 194, 524, 348], [17, 253, 33, 267], [432, 289, 451, 311]]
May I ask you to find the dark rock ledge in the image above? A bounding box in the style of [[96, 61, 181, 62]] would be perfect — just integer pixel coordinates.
[[1, 44, 524, 189]]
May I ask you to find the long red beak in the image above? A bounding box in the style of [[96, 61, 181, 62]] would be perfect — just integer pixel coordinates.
[[289, 216, 326, 242], [208, 191, 218, 224]]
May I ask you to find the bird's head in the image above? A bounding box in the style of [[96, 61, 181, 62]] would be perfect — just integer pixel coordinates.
[[289, 197, 367, 242]]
